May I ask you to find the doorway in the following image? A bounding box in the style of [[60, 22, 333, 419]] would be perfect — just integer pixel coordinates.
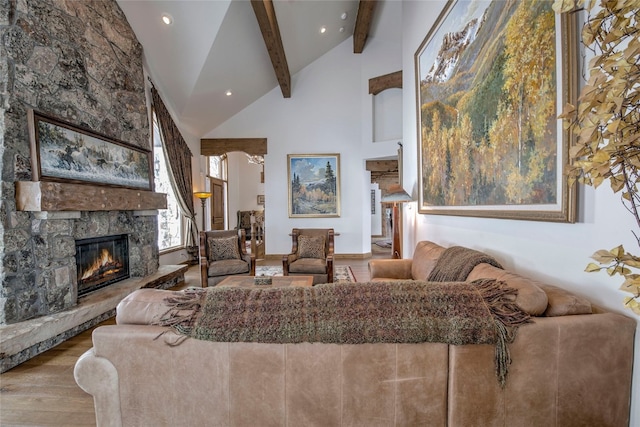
[[209, 177, 226, 230], [367, 158, 398, 258]]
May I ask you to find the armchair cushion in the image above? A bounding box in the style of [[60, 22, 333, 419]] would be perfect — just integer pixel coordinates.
[[208, 236, 241, 261], [289, 258, 328, 274], [208, 259, 250, 277], [298, 235, 326, 259]]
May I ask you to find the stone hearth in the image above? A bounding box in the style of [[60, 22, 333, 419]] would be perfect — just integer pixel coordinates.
[[0, 264, 188, 372]]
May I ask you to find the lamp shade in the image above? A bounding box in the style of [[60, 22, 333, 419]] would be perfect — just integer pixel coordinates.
[[381, 184, 412, 204], [194, 192, 212, 200]]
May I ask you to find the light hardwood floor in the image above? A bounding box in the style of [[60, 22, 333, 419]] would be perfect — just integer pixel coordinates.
[[0, 254, 385, 426]]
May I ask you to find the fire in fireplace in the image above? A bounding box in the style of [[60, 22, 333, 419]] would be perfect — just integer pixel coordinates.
[[76, 234, 129, 297]]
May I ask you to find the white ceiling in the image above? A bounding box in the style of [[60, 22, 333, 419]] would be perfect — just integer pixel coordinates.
[[117, 0, 365, 137]]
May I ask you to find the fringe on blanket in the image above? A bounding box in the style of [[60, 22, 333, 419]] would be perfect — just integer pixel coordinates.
[[472, 278, 532, 387], [153, 288, 206, 345]]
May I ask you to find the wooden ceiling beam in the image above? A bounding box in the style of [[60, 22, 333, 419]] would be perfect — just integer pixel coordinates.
[[369, 70, 402, 95], [366, 160, 398, 172], [251, 0, 291, 98], [201, 138, 267, 156], [353, 0, 377, 54]]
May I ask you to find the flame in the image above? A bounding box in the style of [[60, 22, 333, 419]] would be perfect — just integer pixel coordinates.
[[80, 248, 120, 281]]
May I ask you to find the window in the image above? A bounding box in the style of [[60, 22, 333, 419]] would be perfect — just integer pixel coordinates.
[[209, 155, 227, 180], [153, 113, 183, 251]]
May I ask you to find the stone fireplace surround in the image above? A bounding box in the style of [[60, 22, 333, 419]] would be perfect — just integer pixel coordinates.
[[0, 184, 188, 372], [0, 0, 191, 372]]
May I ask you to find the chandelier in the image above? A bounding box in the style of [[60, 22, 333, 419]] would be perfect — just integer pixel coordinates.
[[246, 154, 264, 165]]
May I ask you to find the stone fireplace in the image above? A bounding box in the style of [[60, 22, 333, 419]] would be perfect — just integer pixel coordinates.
[[0, 0, 187, 372], [0, 190, 193, 373]]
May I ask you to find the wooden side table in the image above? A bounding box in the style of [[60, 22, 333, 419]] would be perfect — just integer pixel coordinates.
[[217, 275, 314, 288]]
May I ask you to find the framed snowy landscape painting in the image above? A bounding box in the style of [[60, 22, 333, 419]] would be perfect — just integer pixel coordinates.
[[414, 0, 577, 222], [287, 154, 340, 218], [29, 111, 152, 190]]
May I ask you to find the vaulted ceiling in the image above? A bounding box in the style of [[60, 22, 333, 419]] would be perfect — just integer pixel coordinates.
[[117, 0, 380, 137]]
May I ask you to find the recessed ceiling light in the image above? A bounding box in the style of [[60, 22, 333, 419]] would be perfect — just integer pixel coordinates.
[[341, 12, 348, 20], [225, 90, 233, 97], [339, 27, 345, 33], [161, 13, 173, 25], [320, 26, 327, 34]]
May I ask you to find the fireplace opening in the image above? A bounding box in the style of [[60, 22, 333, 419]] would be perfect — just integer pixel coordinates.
[[76, 234, 129, 297]]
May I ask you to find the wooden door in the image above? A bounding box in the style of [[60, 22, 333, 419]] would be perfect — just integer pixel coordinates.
[[210, 178, 225, 230]]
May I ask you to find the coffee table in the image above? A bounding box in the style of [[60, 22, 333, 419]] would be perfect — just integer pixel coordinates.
[[217, 275, 314, 288]]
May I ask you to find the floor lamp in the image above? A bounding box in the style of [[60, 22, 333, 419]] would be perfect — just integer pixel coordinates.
[[193, 191, 212, 231], [381, 184, 412, 259]]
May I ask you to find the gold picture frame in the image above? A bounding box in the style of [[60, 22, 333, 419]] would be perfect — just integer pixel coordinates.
[[287, 154, 340, 218], [414, 1, 577, 222]]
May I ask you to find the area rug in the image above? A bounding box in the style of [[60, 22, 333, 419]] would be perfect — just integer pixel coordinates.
[[256, 265, 356, 283]]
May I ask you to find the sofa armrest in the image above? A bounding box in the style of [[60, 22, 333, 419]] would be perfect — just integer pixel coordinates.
[[448, 312, 636, 426], [242, 253, 256, 275], [282, 253, 298, 275], [326, 254, 334, 283], [368, 259, 413, 280], [74, 348, 122, 427], [200, 255, 209, 288]]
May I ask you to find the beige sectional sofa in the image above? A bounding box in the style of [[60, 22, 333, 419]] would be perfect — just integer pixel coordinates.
[[74, 241, 636, 426]]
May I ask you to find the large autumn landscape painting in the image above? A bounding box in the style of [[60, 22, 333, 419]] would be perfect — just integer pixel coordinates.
[[416, 0, 574, 221]]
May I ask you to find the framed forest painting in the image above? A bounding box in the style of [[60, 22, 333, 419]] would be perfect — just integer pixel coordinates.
[[415, 0, 576, 222], [288, 154, 340, 218]]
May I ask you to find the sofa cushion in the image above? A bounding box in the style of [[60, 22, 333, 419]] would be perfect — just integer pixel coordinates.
[[208, 236, 241, 261], [411, 241, 447, 280], [467, 264, 549, 316], [116, 288, 181, 325], [537, 284, 593, 316], [298, 235, 325, 259]]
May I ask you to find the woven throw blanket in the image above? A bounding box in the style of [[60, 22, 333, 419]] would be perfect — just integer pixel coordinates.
[[427, 246, 503, 282], [157, 280, 530, 386]]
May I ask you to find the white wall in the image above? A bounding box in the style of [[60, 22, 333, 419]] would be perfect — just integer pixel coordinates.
[[402, 1, 638, 424], [206, 39, 362, 255], [373, 88, 402, 142], [205, 0, 404, 256], [227, 151, 264, 229]]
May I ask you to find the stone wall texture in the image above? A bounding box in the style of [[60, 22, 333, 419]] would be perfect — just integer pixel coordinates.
[[1, 0, 158, 324]]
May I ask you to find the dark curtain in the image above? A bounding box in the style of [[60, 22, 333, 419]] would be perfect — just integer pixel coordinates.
[[150, 85, 198, 247]]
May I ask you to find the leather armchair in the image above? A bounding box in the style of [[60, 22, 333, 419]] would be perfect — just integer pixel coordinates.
[[283, 228, 334, 285], [200, 230, 255, 287]]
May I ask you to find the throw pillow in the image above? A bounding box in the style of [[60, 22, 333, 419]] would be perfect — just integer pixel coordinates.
[[467, 263, 549, 316], [537, 283, 593, 316], [208, 236, 241, 261], [298, 235, 326, 259]]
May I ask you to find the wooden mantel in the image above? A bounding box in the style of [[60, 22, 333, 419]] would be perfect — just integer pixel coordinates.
[[16, 181, 167, 212]]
